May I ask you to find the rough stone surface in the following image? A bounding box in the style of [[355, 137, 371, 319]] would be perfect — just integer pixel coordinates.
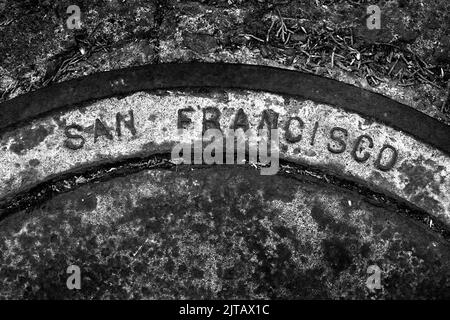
[[1, 90, 448, 226], [1, 0, 449, 122]]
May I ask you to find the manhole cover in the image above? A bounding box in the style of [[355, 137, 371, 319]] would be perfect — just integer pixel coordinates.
[[0, 63, 449, 299]]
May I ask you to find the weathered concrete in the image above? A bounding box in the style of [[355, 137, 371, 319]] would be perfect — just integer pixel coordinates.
[[1, 0, 449, 123], [0, 89, 449, 226]]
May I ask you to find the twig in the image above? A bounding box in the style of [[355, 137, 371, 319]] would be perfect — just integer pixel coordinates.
[[239, 33, 265, 43], [275, 9, 294, 44], [266, 18, 276, 43]]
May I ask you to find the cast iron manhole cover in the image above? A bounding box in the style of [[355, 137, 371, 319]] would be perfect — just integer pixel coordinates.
[[0, 63, 449, 299]]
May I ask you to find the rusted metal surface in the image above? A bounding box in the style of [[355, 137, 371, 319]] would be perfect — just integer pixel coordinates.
[[1, 166, 449, 299]]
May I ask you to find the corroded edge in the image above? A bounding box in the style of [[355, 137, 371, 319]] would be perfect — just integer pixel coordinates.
[[0, 63, 449, 155]]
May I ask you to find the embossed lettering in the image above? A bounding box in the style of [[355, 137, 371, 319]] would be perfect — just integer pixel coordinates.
[[94, 118, 113, 142], [284, 116, 304, 143], [231, 108, 250, 132], [258, 109, 279, 140], [351, 134, 373, 163], [375, 144, 398, 171], [203, 107, 221, 134], [327, 127, 348, 154], [116, 110, 136, 137], [310, 121, 319, 146], [258, 109, 279, 130], [64, 124, 85, 150], [178, 107, 195, 129]]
